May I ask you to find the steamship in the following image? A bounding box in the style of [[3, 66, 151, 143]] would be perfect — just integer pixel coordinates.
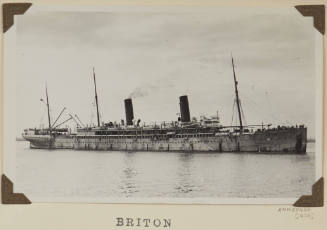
[[22, 58, 307, 153]]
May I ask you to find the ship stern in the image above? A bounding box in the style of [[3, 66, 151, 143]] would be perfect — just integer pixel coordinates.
[[295, 127, 307, 153]]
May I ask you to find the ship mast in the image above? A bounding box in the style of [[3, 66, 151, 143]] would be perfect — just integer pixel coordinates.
[[93, 67, 101, 127], [45, 84, 52, 135], [231, 56, 243, 131]]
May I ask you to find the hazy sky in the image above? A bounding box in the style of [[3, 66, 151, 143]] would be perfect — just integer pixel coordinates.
[[15, 7, 316, 137]]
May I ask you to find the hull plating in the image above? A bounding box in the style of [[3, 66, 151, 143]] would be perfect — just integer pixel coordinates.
[[23, 128, 307, 153]]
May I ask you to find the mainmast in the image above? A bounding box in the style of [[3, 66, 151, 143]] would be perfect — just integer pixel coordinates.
[[45, 84, 52, 135], [93, 67, 101, 127], [231, 56, 243, 131]]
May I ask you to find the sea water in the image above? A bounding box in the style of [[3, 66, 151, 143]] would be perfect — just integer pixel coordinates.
[[15, 141, 315, 202]]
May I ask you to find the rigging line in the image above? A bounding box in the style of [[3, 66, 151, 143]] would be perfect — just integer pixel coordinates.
[[239, 100, 247, 126], [230, 99, 236, 127], [239, 94, 270, 121], [237, 98, 247, 126], [241, 94, 262, 111], [241, 94, 260, 107], [39, 107, 47, 127], [52, 107, 66, 127], [242, 93, 280, 122], [234, 97, 256, 122], [90, 97, 96, 126], [53, 117, 73, 129], [264, 92, 284, 122], [75, 115, 85, 128], [242, 97, 292, 126], [97, 99, 102, 124], [242, 99, 272, 123]]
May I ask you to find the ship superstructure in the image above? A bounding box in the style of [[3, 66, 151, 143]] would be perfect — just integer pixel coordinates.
[[22, 58, 307, 153]]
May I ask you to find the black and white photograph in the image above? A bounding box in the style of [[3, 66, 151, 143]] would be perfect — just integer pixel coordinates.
[[2, 5, 323, 203]]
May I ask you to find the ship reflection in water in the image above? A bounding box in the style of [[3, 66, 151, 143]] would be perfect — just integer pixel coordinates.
[[16, 141, 315, 201]]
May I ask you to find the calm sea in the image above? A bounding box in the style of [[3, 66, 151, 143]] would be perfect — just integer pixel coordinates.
[[15, 141, 315, 202]]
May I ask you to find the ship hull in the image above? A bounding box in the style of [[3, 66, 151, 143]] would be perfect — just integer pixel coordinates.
[[23, 127, 307, 153]]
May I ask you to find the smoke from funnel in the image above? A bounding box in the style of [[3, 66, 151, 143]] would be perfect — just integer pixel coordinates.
[[128, 87, 148, 99]]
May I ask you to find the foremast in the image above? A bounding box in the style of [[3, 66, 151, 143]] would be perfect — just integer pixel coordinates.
[[231, 56, 243, 132], [45, 84, 52, 136]]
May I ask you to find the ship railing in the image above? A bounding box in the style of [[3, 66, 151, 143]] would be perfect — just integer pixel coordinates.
[[74, 132, 218, 139], [22, 134, 52, 139], [78, 121, 224, 131]]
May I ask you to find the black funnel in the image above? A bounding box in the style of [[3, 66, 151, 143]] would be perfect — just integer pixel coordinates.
[[124, 98, 134, 126], [179, 95, 190, 122]]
